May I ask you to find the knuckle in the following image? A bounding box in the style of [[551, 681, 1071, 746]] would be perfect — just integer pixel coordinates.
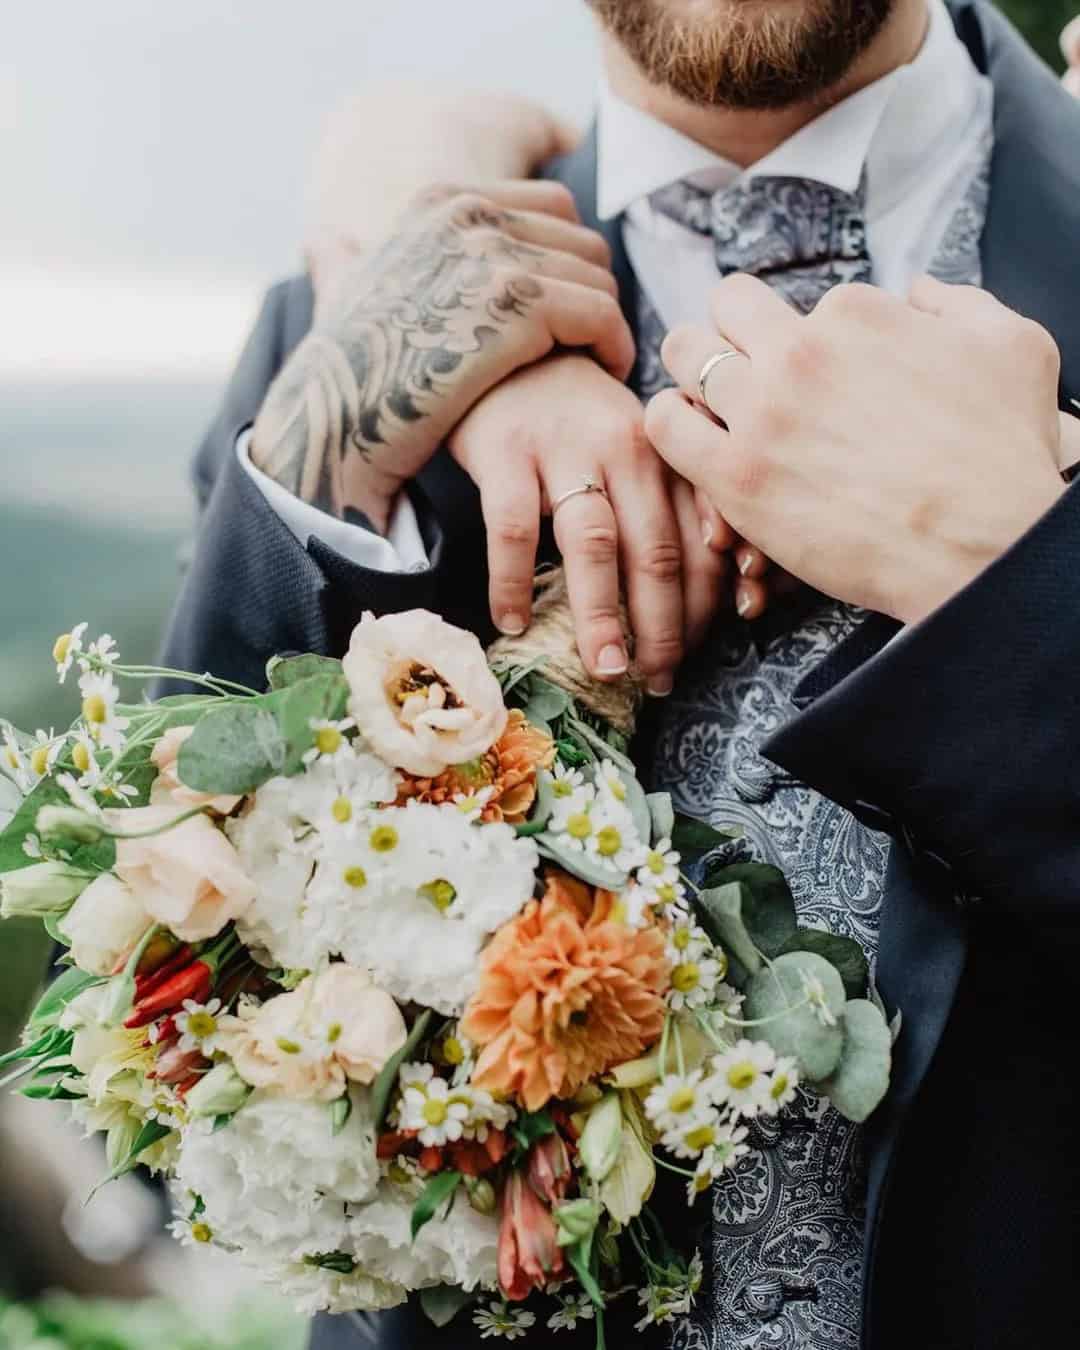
[[781, 330, 830, 382], [660, 324, 696, 372], [449, 191, 502, 228], [725, 442, 771, 499], [1015, 317, 1060, 375], [491, 516, 538, 551], [577, 522, 619, 564], [638, 631, 684, 670], [543, 181, 577, 214], [635, 537, 683, 583]]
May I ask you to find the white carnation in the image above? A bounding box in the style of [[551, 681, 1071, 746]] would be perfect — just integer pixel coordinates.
[[349, 1181, 499, 1292], [174, 1089, 380, 1261], [274, 1259, 406, 1316]]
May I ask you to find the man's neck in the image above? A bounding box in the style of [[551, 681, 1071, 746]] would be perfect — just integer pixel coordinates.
[[601, 0, 929, 167]]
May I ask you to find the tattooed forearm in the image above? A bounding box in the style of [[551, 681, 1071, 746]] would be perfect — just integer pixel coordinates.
[[251, 198, 544, 524]]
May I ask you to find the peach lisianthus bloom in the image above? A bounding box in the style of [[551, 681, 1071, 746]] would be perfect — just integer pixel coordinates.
[[343, 610, 507, 777], [461, 872, 669, 1111], [150, 725, 242, 815], [395, 709, 555, 823], [108, 805, 255, 943], [219, 964, 406, 1102]]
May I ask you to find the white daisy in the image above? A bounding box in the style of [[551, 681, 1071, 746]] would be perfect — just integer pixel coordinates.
[[78, 669, 129, 750], [85, 633, 119, 668], [548, 780, 597, 851], [176, 998, 225, 1055], [761, 1057, 800, 1114], [548, 1293, 595, 1331], [667, 950, 724, 1012], [27, 729, 62, 781], [594, 758, 630, 805], [585, 799, 646, 874], [685, 1125, 751, 1204], [474, 1302, 536, 1341], [1, 724, 30, 792], [546, 763, 584, 801], [665, 920, 712, 967], [637, 838, 681, 889], [800, 969, 839, 1027], [397, 1074, 471, 1146], [452, 786, 496, 822], [644, 1070, 713, 1135], [707, 1039, 777, 1118], [302, 716, 357, 766], [53, 622, 88, 683]]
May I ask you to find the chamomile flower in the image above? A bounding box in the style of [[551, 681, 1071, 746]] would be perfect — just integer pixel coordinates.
[[548, 781, 597, 850], [546, 763, 584, 801], [685, 1125, 751, 1203], [638, 838, 681, 889], [548, 1293, 595, 1331], [397, 1072, 471, 1146], [452, 786, 496, 822], [800, 969, 839, 1027], [78, 669, 129, 751], [634, 1252, 704, 1329], [707, 1039, 777, 1118], [665, 920, 711, 966], [57, 772, 105, 818], [761, 1056, 800, 1114], [595, 758, 630, 805], [169, 1214, 216, 1248], [176, 998, 225, 1055], [644, 1070, 712, 1135], [1, 724, 30, 792], [302, 717, 356, 766], [667, 949, 725, 1012], [613, 881, 653, 928], [53, 622, 88, 683], [85, 634, 119, 668], [27, 729, 62, 781], [464, 1084, 515, 1139], [586, 801, 646, 874], [662, 1107, 727, 1159], [474, 1302, 536, 1341], [645, 875, 689, 915]]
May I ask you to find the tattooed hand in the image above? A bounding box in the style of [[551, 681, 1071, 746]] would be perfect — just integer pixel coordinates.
[[251, 181, 632, 531]]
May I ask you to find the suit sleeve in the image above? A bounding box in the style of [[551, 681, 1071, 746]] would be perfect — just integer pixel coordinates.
[[762, 480, 1080, 948], [157, 278, 447, 694]]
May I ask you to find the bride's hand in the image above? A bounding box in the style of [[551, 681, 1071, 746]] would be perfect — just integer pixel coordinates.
[[305, 86, 579, 308]]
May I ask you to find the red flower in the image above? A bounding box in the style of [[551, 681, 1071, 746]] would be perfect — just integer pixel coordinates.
[[526, 1133, 571, 1206], [497, 1170, 565, 1301]]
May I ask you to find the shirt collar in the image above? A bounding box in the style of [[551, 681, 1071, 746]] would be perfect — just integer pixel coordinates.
[[597, 0, 977, 221]]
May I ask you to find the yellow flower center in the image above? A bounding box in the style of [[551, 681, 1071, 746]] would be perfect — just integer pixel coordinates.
[[369, 824, 399, 853], [315, 726, 343, 755], [326, 1022, 342, 1044], [683, 1124, 717, 1153], [566, 812, 592, 840], [30, 746, 50, 777], [672, 928, 691, 952], [190, 1222, 213, 1244], [186, 1011, 217, 1039], [655, 883, 677, 906], [646, 850, 666, 875], [53, 633, 72, 664], [595, 825, 622, 857], [422, 1098, 448, 1126], [3, 747, 17, 770], [727, 1062, 757, 1091], [343, 865, 367, 889], [441, 1036, 465, 1066], [609, 899, 628, 924], [82, 694, 107, 725], [607, 778, 627, 802], [276, 1036, 302, 1055], [331, 796, 352, 823], [72, 741, 91, 773], [667, 1086, 697, 1114], [672, 962, 701, 993], [388, 1162, 412, 1185], [552, 779, 574, 798], [715, 949, 729, 981], [420, 879, 456, 912], [771, 1073, 790, 1100], [693, 1172, 712, 1194]]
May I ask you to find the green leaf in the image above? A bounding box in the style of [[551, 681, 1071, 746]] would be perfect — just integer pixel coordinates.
[[704, 863, 798, 959], [267, 653, 343, 691], [510, 1107, 556, 1157], [536, 837, 627, 891], [304, 1250, 357, 1274], [419, 1285, 475, 1329], [778, 926, 869, 1000], [670, 813, 740, 856], [20, 1081, 83, 1101], [177, 700, 287, 794], [410, 1170, 461, 1241], [566, 1237, 605, 1309], [43, 910, 72, 946], [742, 952, 846, 1081], [694, 882, 762, 978], [329, 1094, 352, 1136], [0, 1026, 70, 1075], [371, 1009, 433, 1129], [0, 777, 69, 874], [211, 1114, 234, 1134], [646, 792, 675, 843], [28, 968, 103, 1030], [522, 679, 571, 725], [93, 1118, 173, 1193], [819, 999, 892, 1122], [277, 674, 351, 775]]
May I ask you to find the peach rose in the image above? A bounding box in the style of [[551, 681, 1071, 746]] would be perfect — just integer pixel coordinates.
[[58, 872, 152, 976], [109, 805, 255, 942], [150, 725, 242, 815], [343, 610, 507, 777], [219, 965, 406, 1102]]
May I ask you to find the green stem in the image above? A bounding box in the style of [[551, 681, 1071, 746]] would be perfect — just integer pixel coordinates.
[[658, 1013, 672, 1078], [673, 1019, 686, 1077], [653, 1154, 697, 1180], [99, 660, 259, 698], [103, 805, 209, 839]]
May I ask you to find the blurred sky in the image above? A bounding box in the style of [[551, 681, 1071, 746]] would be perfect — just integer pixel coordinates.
[[2, 0, 598, 380]]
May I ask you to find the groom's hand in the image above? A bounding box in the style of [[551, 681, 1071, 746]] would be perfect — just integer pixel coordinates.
[[645, 275, 1067, 626], [251, 181, 632, 531]]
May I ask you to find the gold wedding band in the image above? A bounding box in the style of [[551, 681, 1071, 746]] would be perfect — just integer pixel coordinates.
[[551, 474, 609, 515], [698, 348, 745, 415]]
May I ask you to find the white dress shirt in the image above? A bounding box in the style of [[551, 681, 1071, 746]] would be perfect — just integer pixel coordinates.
[[242, 0, 992, 569]]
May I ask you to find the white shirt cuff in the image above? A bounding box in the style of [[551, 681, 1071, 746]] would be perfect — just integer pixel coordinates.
[[237, 430, 430, 574]]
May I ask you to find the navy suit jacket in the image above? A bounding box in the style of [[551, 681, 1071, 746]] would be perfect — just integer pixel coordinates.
[[160, 4, 1080, 1346]]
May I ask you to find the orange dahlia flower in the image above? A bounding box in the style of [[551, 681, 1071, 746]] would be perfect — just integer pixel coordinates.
[[394, 708, 555, 824], [461, 872, 669, 1111]]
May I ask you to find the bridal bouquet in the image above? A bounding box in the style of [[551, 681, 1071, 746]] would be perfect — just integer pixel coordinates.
[[0, 589, 892, 1342]]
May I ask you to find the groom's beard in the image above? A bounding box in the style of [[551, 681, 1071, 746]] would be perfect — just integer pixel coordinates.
[[586, 0, 896, 109]]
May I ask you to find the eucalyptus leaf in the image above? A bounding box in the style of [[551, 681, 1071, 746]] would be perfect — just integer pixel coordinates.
[[742, 951, 845, 1081], [694, 882, 762, 978], [704, 863, 797, 958], [778, 926, 868, 999], [278, 673, 351, 774], [420, 1285, 475, 1329], [646, 792, 675, 843], [522, 680, 571, 723], [177, 701, 286, 795], [267, 653, 344, 691], [0, 777, 72, 874], [372, 1009, 433, 1128], [410, 1170, 462, 1241], [670, 813, 740, 857], [819, 999, 892, 1122], [537, 836, 628, 890]]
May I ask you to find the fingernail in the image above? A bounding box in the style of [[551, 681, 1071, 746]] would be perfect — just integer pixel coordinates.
[[736, 591, 752, 618], [738, 553, 753, 576], [499, 613, 526, 637], [702, 520, 714, 547], [647, 674, 674, 698], [596, 644, 628, 675]]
